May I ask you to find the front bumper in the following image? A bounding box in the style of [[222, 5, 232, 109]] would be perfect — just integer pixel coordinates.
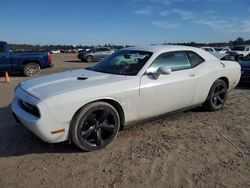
[[11, 87, 69, 143]]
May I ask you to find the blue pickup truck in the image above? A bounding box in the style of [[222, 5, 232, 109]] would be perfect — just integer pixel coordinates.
[[0, 41, 53, 77]]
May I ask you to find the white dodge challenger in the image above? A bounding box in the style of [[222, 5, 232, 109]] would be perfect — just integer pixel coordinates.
[[12, 45, 241, 151]]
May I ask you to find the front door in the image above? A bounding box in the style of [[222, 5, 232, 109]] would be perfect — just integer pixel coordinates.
[[139, 51, 199, 120]]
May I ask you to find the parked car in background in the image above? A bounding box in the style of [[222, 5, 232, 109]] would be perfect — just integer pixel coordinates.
[[201, 47, 216, 53], [51, 49, 61, 54], [231, 45, 250, 57], [214, 47, 231, 53], [77, 47, 114, 62], [12, 45, 241, 151], [66, 49, 78, 53], [0, 41, 53, 77], [60, 49, 67, 53], [77, 48, 84, 53], [202, 47, 224, 60], [238, 54, 250, 82]]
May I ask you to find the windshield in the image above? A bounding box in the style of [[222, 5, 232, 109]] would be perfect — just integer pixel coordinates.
[[90, 50, 153, 75], [231, 46, 245, 51]]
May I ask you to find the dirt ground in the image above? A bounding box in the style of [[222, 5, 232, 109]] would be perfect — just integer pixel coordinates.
[[0, 53, 249, 188]]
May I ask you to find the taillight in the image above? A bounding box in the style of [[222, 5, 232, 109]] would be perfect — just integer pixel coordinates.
[[48, 53, 52, 62]]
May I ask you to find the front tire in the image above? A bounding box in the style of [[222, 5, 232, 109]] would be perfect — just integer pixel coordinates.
[[23, 63, 41, 77], [71, 102, 120, 151], [203, 79, 228, 111]]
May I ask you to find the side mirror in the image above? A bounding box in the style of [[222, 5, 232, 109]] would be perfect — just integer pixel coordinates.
[[146, 66, 172, 79], [157, 67, 172, 75]]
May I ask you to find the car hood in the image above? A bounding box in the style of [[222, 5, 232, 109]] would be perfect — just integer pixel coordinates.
[[20, 69, 127, 100]]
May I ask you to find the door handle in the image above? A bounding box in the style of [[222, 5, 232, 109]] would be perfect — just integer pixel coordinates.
[[188, 73, 195, 77]]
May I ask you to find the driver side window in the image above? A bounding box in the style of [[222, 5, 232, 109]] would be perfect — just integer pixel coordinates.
[[148, 51, 191, 72]]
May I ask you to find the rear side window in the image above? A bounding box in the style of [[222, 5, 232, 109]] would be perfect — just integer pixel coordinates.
[[148, 51, 191, 72], [186, 51, 204, 67], [0, 44, 4, 53]]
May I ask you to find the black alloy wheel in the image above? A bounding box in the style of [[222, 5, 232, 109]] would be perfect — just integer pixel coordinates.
[[71, 102, 120, 151], [203, 79, 228, 111]]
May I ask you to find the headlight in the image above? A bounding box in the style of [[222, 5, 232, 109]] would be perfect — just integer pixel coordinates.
[[20, 100, 40, 118]]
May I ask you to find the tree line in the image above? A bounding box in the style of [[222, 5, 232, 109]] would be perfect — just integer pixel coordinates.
[[165, 37, 250, 47], [8, 37, 250, 51], [8, 43, 127, 52]]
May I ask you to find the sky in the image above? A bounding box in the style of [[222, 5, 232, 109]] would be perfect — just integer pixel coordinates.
[[1, 0, 250, 45]]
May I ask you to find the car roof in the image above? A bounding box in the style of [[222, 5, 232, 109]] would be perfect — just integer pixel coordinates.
[[123, 45, 202, 53], [122, 44, 219, 62]]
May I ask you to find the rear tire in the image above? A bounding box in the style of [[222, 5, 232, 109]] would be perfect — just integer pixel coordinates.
[[71, 102, 120, 151], [203, 79, 228, 111], [23, 63, 41, 77]]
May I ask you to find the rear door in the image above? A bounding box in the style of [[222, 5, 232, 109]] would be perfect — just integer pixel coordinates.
[[0, 43, 11, 73]]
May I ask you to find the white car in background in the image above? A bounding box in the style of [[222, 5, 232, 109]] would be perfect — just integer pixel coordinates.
[[214, 47, 231, 53], [201, 47, 224, 59], [50, 49, 61, 54], [231, 45, 250, 57], [12, 45, 241, 151], [201, 47, 216, 53]]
